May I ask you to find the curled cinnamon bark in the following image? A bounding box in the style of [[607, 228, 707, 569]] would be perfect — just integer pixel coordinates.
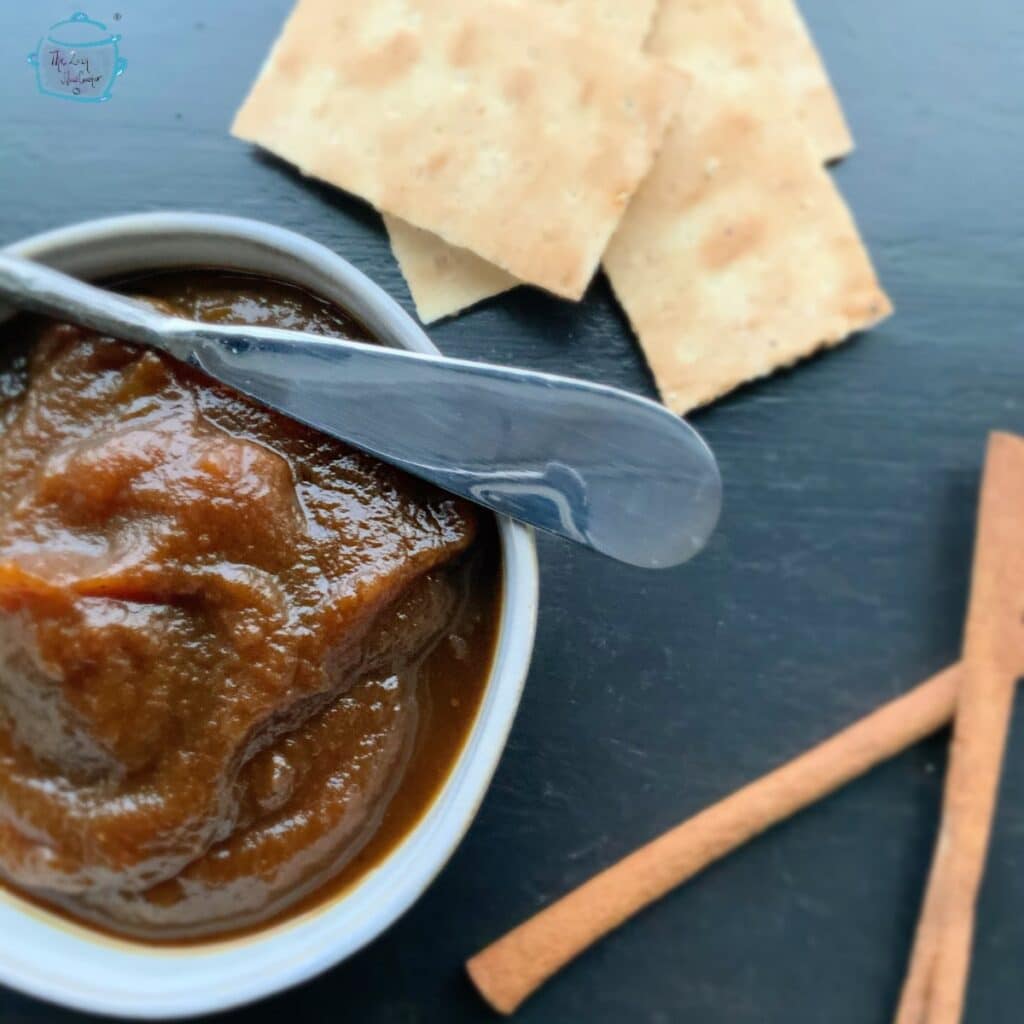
[[894, 433, 1024, 1024], [468, 663, 962, 1014]]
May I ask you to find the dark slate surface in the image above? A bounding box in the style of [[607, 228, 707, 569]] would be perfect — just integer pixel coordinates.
[[1, 2, 1022, 1021]]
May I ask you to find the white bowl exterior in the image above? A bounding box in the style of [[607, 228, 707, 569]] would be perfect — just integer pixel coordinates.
[[0, 214, 538, 1018]]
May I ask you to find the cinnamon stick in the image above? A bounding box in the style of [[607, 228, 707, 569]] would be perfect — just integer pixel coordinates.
[[468, 663, 962, 1014], [894, 432, 1024, 1024]]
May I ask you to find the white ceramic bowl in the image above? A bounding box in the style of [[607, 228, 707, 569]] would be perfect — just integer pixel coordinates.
[[0, 213, 539, 1018]]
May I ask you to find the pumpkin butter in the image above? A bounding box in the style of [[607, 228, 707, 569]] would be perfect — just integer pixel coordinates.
[[0, 271, 500, 940]]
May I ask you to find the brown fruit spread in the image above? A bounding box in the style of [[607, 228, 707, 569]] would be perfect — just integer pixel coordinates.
[[0, 271, 500, 941]]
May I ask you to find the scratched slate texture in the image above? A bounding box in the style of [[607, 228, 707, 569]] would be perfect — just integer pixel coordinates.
[[0, 1, 1023, 1022]]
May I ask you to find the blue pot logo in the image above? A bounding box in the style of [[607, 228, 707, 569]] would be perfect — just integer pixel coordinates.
[[27, 11, 126, 102]]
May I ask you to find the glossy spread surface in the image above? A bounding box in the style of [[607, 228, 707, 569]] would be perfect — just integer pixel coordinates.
[[0, 272, 500, 940]]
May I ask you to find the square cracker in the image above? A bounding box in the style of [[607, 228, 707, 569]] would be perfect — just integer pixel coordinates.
[[383, 0, 661, 323], [733, 0, 853, 162], [383, 217, 520, 324], [602, 0, 892, 414], [232, 0, 680, 300]]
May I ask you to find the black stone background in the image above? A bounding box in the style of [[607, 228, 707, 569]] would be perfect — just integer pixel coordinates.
[[0, 2, 1022, 1021]]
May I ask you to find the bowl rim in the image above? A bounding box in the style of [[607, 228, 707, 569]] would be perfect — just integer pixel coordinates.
[[0, 212, 539, 1018]]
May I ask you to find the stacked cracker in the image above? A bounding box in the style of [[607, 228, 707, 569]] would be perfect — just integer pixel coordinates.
[[233, 0, 891, 415]]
